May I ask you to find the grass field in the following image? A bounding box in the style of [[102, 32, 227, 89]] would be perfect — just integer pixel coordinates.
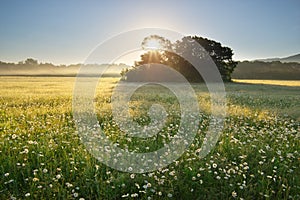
[[0, 77, 299, 199], [232, 79, 300, 87]]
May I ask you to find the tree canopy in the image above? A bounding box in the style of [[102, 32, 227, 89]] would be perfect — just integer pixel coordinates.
[[125, 35, 237, 82]]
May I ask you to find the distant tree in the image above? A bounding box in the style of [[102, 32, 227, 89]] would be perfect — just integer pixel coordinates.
[[24, 58, 38, 66], [127, 35, 237, 82]]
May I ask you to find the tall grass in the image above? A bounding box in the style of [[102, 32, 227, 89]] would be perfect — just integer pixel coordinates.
[[0, 77, 299, 199]]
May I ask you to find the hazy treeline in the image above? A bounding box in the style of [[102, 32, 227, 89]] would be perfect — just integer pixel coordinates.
[[0, 58, 128, 76], [0, 58, 81, 68], [232, 61, 300, 80], [1, 58, 300, 80]]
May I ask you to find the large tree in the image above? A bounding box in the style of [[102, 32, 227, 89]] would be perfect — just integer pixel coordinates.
[[187, 36, 237, 81], [125, 35, 237, 82]]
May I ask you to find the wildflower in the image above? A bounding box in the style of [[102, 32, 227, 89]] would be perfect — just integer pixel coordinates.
[[131, 193, 138, 197], [25, 193, 30, 197], [232, 191, 237, 198], [10, 195, 16, 200], [146, 183, 151, 188], [66, 182, 73, 188], [33, 177, 39, 182], [130, 174, 135, 179], [4, 173, 9, 177], [4, 179, 14, 184], [169, 171, 175, 176], [199, 167, 205, 171], [121, 193, 129, 198], [33, 169, 38, 175]]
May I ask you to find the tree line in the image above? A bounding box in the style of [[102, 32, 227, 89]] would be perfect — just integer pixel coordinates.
[[232, 60, 300, 80]]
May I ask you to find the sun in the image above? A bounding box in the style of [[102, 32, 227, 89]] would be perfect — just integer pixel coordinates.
[[141, 35, 166, 51], [144, 38, 163, 50]]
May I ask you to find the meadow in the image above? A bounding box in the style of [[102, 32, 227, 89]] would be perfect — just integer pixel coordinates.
[[0, 76, 299, 199]]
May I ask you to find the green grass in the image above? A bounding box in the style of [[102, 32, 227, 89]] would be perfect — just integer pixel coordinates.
[[0, 76, 299, 199]]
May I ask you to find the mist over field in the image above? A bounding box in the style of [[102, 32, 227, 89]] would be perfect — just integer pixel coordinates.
[[1, 58, 300, 80], [0, 60, 130, 77]]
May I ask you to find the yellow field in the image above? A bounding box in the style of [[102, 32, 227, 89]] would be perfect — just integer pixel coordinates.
[[233, 79, 300, 87]]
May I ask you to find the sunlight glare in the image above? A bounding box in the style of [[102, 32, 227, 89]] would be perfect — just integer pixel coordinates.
[[144, 38, 163, 50]]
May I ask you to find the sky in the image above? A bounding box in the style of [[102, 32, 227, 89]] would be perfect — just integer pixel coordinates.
[[0, 0, 299, 65]]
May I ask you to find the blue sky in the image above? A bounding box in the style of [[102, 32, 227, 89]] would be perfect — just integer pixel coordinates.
[[0, 0, 299, 64]]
